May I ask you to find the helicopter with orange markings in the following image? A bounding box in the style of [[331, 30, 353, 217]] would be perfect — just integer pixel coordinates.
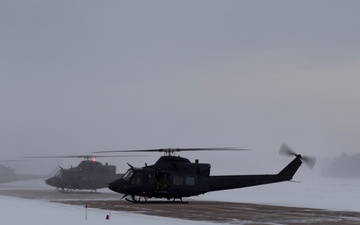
[[95, 144, 316, 203], [23, 155, 127, 192]]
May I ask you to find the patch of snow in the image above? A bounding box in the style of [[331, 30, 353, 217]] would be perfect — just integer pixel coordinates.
[[197, 176, 360, 212], [0, 195, 219, 225]]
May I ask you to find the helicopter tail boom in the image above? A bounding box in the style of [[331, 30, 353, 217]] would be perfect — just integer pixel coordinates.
[[208, 156, 303, 192], [208, 174, 286, 192], [277, 155, 302, 179]]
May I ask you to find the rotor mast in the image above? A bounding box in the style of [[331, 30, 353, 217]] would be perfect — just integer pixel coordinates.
[[161, 148, 180, 156]]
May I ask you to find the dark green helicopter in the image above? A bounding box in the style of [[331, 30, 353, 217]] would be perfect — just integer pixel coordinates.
[[24, 155, 125, 192], [95, 144, 316, 202], [0, 164, 16, 183], [1, 160, 45, 183]]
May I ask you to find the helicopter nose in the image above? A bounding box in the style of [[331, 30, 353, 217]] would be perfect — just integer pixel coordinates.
[[108, 179, 127, 194], [45, 177, 57, 187]]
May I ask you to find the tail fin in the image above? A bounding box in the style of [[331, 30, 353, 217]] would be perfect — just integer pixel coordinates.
[[277, 155, 302, 180]]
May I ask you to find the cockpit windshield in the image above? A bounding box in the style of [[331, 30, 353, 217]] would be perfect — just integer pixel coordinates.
[[55, 170, 63, 178], [122, 169, 134, 182]]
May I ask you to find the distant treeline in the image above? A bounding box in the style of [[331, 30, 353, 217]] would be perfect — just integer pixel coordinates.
[[324, 153, 360, 178]]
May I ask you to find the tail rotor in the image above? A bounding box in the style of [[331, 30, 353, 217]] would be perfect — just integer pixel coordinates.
[[279, 143, 316, 169]]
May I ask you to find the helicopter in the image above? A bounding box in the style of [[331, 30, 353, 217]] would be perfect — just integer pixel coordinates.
[[0, 164, 16, 183], [95, 144, 316, 202], [23, 155, 125, 192], [1, 160, 45, 183]]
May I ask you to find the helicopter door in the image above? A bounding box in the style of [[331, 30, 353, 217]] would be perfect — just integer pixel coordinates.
[[130, 172, 143, 185], [156, 172, 170, 191]]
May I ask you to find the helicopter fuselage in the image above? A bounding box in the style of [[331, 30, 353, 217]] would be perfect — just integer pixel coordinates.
[[46, 160, 122, 191], [109, 156, 212, 199]]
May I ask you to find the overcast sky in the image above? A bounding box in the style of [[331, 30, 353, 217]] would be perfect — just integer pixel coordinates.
[[1, 1, 360, 174]]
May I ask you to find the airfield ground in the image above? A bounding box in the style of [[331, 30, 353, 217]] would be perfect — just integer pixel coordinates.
[[1, 189, 359, 224]]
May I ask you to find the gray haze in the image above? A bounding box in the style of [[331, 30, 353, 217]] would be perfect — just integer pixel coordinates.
[[1, 1, 360, 174]]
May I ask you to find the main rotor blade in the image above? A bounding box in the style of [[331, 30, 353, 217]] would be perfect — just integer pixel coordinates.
[[94, 147, 250, 154], [0, 159, 31, 163], [21, 155, 140, 159]]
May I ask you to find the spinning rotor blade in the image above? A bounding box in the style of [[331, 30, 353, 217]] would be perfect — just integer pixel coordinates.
[[279, 143, 297, 156], [0, 159, 29, 162], [21, 155, 140, 159], [301, 156, 317, 169], [279, 143, 316, 169], [94, 147, 250, 154]]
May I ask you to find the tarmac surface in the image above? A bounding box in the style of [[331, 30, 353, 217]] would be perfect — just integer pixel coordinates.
[[1, 189, 360, 224]]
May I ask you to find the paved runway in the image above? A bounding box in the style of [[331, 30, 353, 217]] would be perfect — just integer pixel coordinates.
[[1, 189, 360, 224]]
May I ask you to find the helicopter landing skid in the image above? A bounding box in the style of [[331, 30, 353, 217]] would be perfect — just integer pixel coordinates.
[[57, 189, 100, 194], [125, 198, 188, 204], [57, 189, 73, 193]]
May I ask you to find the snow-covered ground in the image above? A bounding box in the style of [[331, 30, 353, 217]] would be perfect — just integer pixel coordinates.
[[2, 175, 360, 212], [0, 195, 215, 225], [196, 176, 360, 212], [1, 174, 360, 224]]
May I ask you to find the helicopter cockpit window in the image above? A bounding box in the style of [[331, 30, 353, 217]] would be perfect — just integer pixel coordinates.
[[122, 169, 134, 182], [55, 170, 63, 178], [130, 172, 142, 185]]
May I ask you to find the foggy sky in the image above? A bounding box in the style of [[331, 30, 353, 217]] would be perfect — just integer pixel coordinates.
[[1, 1, 360, 174]]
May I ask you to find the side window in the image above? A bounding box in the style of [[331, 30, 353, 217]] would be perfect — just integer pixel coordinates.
[[185, 177, 195, 186], [173, 176, 183, 185], [148, 173, 154, 184], [80, 174, 88, 180], [156, 172, 170, 191]]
